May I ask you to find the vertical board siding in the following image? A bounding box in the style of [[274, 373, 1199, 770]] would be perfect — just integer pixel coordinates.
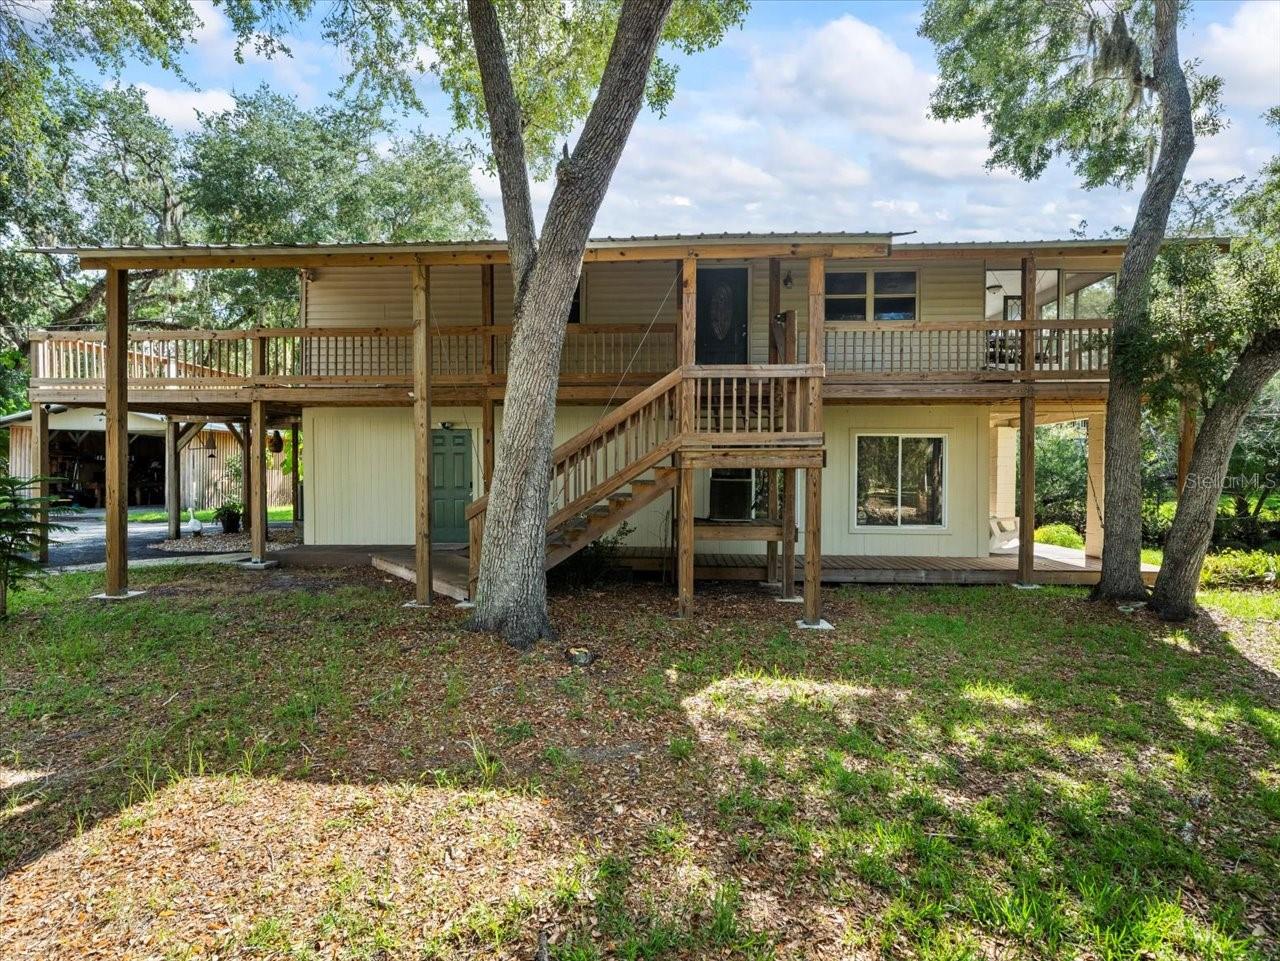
[[6, 425, 33, 478], [180, 429, 291, 512], [302, 406, 483, 546]]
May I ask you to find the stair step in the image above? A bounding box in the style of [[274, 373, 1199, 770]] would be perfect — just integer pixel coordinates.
[[586, 504, 612, 517], [608, 491, 633, 504]]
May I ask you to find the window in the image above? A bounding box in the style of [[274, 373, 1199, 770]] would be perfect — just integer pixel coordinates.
[[567, 277, 583, 324], [985, 268, 1059, 323], [1062, 272, 1115, 319], [825, 270, 917, 322], [854, 434, 945, 528], [708, 468, 756, 520]]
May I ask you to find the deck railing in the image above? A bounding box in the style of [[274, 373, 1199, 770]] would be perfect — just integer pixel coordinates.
[[29, 323, 679, 391], [822, 319, 1111, 381], [27, 318, 1109, 394]]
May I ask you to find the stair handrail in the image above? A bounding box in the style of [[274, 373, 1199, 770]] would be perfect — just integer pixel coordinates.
[[465, 366, 684, 522]]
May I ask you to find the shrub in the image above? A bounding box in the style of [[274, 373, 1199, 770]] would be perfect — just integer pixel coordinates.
[[1199, 549, 1278, 589], [1034, 523, 1084, 549]]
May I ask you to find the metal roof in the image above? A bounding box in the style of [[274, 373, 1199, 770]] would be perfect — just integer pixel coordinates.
[[37, 231, 897, 258]]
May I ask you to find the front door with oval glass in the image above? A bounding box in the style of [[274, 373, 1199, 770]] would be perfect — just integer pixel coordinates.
[[431, 428, 472, 544], [695, 267, 749, 365]]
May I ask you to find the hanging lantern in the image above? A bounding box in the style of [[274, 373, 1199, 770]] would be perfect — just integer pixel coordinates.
[[267, 430, 285, 454]]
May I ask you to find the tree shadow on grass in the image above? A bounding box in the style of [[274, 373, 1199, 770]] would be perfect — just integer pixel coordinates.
[[1, 570, 1277, 958]]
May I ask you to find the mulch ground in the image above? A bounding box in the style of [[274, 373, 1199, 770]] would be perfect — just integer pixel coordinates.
[[1, 567, 1277, 959]]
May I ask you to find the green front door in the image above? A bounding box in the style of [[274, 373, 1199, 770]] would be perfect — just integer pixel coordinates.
[[431, 428, 473, 543]]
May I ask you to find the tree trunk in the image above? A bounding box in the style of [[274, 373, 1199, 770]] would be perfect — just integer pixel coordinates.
[[1151, 332, 1280, 619], [465, 0, 675, 648], [1095, 0, 1196, 602]]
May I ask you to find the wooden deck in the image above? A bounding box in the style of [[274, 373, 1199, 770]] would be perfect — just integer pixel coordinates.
[[615, 543, 1157, 587], [356, 542, 1155, 595]]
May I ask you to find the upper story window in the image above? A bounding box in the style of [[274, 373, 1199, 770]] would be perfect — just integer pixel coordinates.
[[825, 270, 918, 322], [985, 269, 1116, 322], [567, 276, 584, 324]]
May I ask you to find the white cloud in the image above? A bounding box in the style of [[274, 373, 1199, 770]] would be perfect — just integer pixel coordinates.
[[750, 15, 996, 181], [136, 83, 235, 131], [1198, 1, 1280, 109]]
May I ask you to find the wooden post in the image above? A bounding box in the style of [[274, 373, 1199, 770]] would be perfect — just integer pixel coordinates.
[[1018, 255, 1037, 583], [676, 258, 697, 615], [103, 268, 129, 596], [250, 401, 267, 563], [765, 257, 781, 583], [677, 466, 694, 618], [481, 263, 496, 492], [802, 258, 826, 624], [413, 265, 433, 606], [780, 308, 798, 599], [32, 403, 49, 563], [240, 420, 252, 529], [165, 419, 181, 540], [1176, 394, 1196, 495], [290, 423, 301, 536], [1085, 412, 1105, 559]]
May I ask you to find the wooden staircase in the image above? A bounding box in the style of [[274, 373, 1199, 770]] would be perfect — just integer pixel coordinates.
[[465, 363, 824, 597], [544, 466, 678, 569]]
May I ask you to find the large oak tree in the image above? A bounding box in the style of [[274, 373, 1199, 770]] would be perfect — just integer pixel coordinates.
[[920, 0, 1222, 601]]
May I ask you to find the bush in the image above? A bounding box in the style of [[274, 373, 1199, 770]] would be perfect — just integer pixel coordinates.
[[1199, 549, 1278, 589], [1034, 523, 1084, 549]]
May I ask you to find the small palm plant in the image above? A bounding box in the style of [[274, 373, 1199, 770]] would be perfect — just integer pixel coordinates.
[[0, 474, 69, 618]]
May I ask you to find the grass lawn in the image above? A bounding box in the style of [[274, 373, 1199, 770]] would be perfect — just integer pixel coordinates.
[[2, 569, 1277, 960], [127, 505, 295, 524]]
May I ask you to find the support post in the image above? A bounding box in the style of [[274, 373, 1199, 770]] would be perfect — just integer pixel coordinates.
[[801, 258, 826, 625], [250, 401, 267, 564], [1018, 255, 1037, 584], [165, 419, 181, 540], [765, 257, 781, 583], [1085, 412, 1105, 559], [676, 258, 697, 615], [412, 265, 433, 606], [32, 403, 50, 563], [1176, 394, 1196, 495], [780, 308, 798, 600], [481, 263, 496, 492], [290, 423, 301, 536], [238, 420, 252, 532], [101, 268, 135, 597], [677, 465, 694, 618]]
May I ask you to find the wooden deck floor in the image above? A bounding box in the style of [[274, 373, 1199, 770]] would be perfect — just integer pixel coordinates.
[[315, 542, 1155, 598], [615, 544, 1157, 586]]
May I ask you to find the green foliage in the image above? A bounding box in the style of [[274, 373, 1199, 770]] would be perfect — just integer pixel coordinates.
[[212, 502, 243, 524], [1198, 549, 1278, 590], [1034, 523, 1085, 549], [2, 80, 489, 349], [919, 0, 1222, 189], [307, 0, 750, 175], [0, 475, 70, 617]]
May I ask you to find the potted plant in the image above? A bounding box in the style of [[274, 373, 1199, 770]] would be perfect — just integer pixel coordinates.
[[212, 501, 242, 534]]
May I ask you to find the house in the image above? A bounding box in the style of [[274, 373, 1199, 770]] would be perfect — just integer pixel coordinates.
[[25, 233, 1127, 620]]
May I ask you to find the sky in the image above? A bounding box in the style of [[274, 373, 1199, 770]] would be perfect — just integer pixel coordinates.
[[110, 0, 1280, 243]]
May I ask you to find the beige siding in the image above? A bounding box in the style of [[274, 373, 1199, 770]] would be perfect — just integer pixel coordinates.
[[302, 406, 483, 546], [6, 425, 32, 478], [816, 404, 991, 557], [989, 425, 1017, 518], [304, 265, 483, 329]]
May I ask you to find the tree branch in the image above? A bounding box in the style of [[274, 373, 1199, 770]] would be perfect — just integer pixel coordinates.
[[538, 0, 675, 261], [466, 0, 538, 296]]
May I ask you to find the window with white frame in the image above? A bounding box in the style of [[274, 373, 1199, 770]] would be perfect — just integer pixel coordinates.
[[826, 270, 918, 322], [854, 433, 946, 528]]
